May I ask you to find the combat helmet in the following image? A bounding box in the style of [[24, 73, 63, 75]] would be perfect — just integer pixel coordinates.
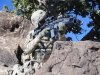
[[31, 10, 47, 29]]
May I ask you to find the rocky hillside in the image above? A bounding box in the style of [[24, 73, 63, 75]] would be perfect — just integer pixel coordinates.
[[0, 11, 33, 74], [0, 11, 100, 75]]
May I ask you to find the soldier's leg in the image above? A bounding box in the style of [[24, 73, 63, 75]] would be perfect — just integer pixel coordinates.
[[32, 51, 45, 71], [12, 64, 24, 75]]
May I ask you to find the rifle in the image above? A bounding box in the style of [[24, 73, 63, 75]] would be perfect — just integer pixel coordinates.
[[34, 14, 82, 40], [34, 14, 83, 54]]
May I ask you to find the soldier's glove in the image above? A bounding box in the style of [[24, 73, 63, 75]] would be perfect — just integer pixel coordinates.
[[58, 22, 66, 33], [38, 28, 50, 38]]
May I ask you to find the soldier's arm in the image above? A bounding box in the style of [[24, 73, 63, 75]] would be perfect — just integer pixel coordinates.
[[24, 28, 49, 54], [24, 30, 34, 45]]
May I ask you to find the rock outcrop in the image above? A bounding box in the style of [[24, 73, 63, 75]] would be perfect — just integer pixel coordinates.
[[34, 41, 100, 75], [0, 11, 33, 74]]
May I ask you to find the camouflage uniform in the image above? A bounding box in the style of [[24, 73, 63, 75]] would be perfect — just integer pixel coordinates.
[[24, 27, 55, 67], [23, 10, 67, 71]]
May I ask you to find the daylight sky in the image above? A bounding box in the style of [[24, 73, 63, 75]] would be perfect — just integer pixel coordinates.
[[0, 0, 14, 10], [0, 0, 93, 41]]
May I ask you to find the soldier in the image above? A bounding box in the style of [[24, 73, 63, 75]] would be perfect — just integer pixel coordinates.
[[23, 10, 68, 72]]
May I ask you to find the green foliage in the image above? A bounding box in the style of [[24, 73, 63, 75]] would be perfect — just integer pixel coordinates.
[[12, 0, 39, 19], [6, 0, 100, 41], [3, 5, 9, 12], [10, 0, 95, 19]]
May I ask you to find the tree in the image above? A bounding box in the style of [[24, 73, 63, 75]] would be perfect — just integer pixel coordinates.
[[7, 0, 100, 41], [3, 5, 9, 12], [37, 0, 100, 41], [11, 0, 39, 19]]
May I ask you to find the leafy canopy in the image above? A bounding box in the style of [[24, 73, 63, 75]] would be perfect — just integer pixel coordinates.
[[3, 0, 100, 41]]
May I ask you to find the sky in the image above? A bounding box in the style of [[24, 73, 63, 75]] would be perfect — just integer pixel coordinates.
[[0, 0, 93, 41], [66, 16, 92, 41], [0, 0, 14, 10]]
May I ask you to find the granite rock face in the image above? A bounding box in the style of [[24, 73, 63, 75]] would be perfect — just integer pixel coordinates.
[[0, 11, 33, 74], [34, 41, 100, 75]]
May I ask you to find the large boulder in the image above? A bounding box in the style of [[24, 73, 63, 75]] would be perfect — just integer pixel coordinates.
[[0, 11, 33, 74], [34, 41, 100, 75]]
